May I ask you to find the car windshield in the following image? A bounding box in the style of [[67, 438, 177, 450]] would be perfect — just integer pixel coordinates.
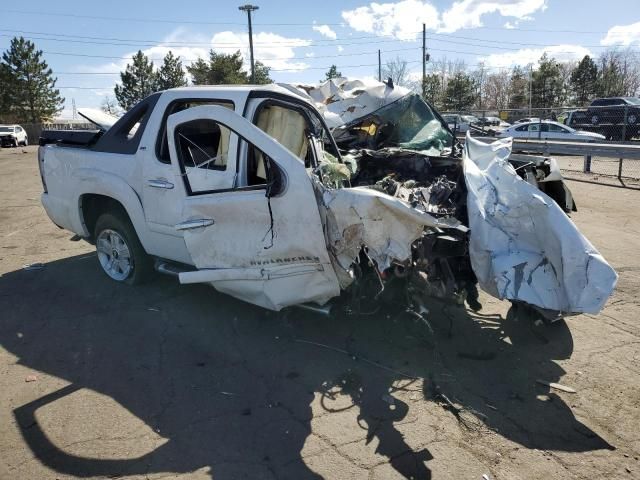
[[625, 97, 640, 105], [334, 93, 453, 155], [0, 127, 13, 132]]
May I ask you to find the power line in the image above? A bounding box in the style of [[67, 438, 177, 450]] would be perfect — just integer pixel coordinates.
[[0, 28, 409, 47], [2, 9, 619, 34], [33, 46, 415, 63], [0, 32, 420, 50]]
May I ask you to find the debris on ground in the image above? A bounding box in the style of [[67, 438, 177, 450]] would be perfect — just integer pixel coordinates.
[[536, 379, 577, 393], [22, 263, 45, 271], [24, 375, 37, 382]]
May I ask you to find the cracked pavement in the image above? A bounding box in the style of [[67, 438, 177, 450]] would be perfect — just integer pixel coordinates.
[[1, 146, 639, 479]]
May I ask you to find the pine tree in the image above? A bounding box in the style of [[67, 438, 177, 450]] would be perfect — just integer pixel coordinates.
[[422, 73, 442, 107], [253, 61, 273, 85], [1, 37, 63, 122], [114, 50, 158, 110], [187, 50, 249, 85], [570, 55, 598, 105], [443, 72, 476, 111], [531, 54, 563, 108], [324, 65, 342, 81], [156, 51, 187, 91], [508, 66, 529, 109]]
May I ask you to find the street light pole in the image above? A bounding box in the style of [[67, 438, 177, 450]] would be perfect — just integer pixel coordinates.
[[238, 4, 259, 83]]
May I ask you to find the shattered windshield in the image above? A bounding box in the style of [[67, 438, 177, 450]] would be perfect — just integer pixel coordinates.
[[332, 93, 454, 155]]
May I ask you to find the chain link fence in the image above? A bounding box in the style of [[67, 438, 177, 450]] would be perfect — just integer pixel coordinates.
[[443, 104, 640, 141], [444, 105, 640, 182]]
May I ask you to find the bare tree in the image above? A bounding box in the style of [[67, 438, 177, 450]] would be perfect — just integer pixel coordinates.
[[380, 56, 410, 87], [484, 70, 511, 110], [101, 96, 121, 116]]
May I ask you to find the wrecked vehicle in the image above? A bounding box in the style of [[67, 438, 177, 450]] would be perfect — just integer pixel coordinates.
[[38, 82, 617, 319]]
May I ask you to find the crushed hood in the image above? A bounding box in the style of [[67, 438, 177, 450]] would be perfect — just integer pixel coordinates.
[[290, 77, 453, 155], [463, 135, 617, 315]]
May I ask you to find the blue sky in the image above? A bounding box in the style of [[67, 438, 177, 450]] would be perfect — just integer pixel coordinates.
[[1, 0, 639, 117]]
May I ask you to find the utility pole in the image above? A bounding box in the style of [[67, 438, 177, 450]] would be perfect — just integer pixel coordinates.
[[422, 23, 426, 98], [378, 49, 381, 82], [238, 4, 259, 83], [528, 63, 533, 116]]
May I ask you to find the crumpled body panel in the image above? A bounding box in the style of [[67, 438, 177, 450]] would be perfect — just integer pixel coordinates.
[[464, 135, 617, 314], [316, 182, 465, 288]]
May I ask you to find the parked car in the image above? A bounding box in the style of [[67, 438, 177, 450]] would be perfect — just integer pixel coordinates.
[[0, 124, 28, 147], [38, 83, 615, 318], [587, 97, 640, 125], [442, 114, 479, 133], [513, 117, 541, 124], [497, 120, 606, 141]]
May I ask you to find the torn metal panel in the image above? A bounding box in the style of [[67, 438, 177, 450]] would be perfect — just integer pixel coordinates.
[[463, 135, 617, 314], [293, 77, 409, 129], [315, 180, 466, 289]]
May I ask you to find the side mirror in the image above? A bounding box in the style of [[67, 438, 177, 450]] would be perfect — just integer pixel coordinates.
[[264, 156, 286, 198]]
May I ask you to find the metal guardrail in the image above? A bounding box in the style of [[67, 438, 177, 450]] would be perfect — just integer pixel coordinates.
[[473, 136, 640, 180], [481, 138, 640, 160]]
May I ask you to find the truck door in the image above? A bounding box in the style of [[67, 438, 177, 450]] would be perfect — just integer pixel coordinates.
[[167, 105, 341, 311]]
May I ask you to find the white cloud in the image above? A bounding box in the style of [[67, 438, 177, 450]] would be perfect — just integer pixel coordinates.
[[337, 45, 344, 52], [504, 21, 516, 29], [211, 31, 311, 72], [341, 0, 439, 41], [439, 0, 547, 33], [481, 44, 591, 69], [601, 22, 640, 46], [341, 0, 547, 37], [312, 24, 338, 40]]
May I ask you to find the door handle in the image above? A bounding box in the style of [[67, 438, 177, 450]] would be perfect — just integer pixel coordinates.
[[175, 219, 215, 231], [148, 179, 174, 189]]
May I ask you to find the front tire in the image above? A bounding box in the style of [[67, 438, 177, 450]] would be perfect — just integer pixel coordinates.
[[94, 212, 153, 285], [22, 138, 28, 146]]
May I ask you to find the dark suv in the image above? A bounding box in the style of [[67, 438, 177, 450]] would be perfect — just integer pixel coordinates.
[[587, 97, 640, 126]]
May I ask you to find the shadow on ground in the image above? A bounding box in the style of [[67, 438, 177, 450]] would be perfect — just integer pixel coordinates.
[[0, 254, 613, 479]]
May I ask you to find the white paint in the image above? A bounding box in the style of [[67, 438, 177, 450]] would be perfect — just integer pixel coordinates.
[[464, 135, 618, 314]]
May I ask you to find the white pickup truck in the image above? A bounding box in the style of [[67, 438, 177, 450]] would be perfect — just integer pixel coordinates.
[[39, 83, 617, 317]]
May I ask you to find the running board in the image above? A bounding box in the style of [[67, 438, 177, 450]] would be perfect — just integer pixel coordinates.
[[293, 303, 333, 316], [154, 260, 196, 278]]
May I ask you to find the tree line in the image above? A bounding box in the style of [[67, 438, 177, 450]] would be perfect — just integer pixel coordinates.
[[416, 50, 640, 112], [2, 33, 640, 123], [111, 49, 273, 111]]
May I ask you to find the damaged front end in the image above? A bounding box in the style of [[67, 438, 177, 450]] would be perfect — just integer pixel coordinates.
[[293, 77, 616, 319]]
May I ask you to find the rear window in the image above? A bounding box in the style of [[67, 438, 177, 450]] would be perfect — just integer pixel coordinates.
[[156, 99, 234, 164]]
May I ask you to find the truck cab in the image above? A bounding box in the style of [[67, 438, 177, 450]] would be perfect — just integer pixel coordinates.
[[40, 85, 345, 309]]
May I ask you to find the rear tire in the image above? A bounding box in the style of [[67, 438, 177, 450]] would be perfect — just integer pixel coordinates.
[[94, 212, 153, 285]]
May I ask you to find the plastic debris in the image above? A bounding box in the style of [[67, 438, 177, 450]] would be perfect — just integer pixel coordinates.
[[23, 263, 45, 271], [25, 375, 37, 382], [536, 379, 577, 393]]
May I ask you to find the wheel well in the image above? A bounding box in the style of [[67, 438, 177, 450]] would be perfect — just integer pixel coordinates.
[[80, 194, 129, 242]]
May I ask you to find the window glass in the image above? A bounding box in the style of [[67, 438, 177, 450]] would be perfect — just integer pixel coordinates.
[[175, 119, 230, 193], [255, 105, 309, 162], [245, 143, 272, 187], [548, 123, 567, 132], [515, 124, 529, 132], [158, 100, 233, 164], [528, 124, 540, 132]]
